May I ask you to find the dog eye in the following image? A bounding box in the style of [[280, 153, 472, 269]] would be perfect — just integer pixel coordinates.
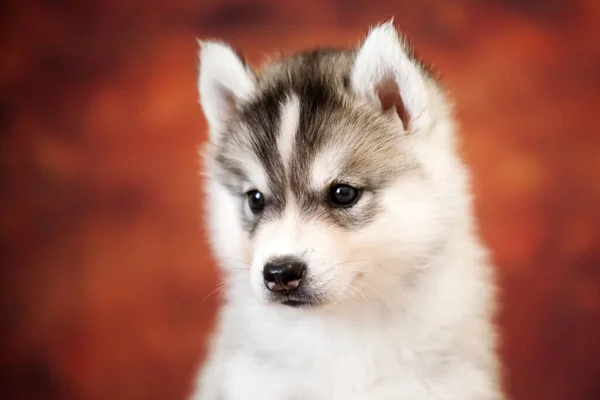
[[246, 190, 265, 214], [328, 184, 361, 208]]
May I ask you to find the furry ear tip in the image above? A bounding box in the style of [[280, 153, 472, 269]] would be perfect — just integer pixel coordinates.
[[198, 40, 248, 69], [196, 39, 208, 60], [198, 40, 232, 56], [381, 17, 396, 28], [198, 40, 219, 54], [196, 38, 220, 52], [367, 20, 401, 40], [198, 40, 214, 61]]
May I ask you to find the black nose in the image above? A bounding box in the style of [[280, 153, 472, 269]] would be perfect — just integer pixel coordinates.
[[263, 258, 306, 292]]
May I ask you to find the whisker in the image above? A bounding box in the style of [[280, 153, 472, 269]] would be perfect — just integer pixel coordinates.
[[203, 281, 228, 303]]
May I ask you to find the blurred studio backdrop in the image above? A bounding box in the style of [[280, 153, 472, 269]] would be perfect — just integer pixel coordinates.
[[1, 0, 600, 399]]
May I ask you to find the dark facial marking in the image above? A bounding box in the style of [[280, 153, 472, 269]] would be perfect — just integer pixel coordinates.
[[215, 48, 417, 233]]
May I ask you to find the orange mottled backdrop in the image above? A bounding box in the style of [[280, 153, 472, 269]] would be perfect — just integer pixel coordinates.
[[1, 0, 599, 399]]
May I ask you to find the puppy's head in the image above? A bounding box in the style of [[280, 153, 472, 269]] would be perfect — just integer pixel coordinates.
[[198, 23, 467, 309]]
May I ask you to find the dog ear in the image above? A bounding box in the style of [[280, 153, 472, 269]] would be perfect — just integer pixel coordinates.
[[350, 21, 431, 132], [197, 40, 256, 141]]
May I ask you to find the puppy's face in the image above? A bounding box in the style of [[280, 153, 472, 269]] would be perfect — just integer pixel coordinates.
[[199, 24, 463, 309]]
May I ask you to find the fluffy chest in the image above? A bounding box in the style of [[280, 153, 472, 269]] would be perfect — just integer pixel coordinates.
[[220, 312, 443, 400]]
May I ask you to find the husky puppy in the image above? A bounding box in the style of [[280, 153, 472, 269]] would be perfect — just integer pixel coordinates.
[[191, 22, 503, 400]]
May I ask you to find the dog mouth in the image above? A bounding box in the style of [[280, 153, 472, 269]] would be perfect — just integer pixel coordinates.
[[268, 291, 321, 308], [280, 299, 317, 308]]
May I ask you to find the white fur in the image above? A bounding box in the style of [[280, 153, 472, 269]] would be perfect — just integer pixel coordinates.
[[198, 40, 255, 140], [351, 21, 432, 132], [277, 94, 301, 168], [192, 24, 502, 400]]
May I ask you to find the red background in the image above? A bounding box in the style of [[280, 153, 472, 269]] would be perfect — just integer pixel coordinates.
[[1, 0, 600, 399]]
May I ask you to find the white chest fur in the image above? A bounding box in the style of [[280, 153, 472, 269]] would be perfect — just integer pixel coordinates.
[[194, 266, 501, 400]]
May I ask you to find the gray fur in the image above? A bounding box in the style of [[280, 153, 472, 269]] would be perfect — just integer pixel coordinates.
[[212, 48, 422, 233]]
